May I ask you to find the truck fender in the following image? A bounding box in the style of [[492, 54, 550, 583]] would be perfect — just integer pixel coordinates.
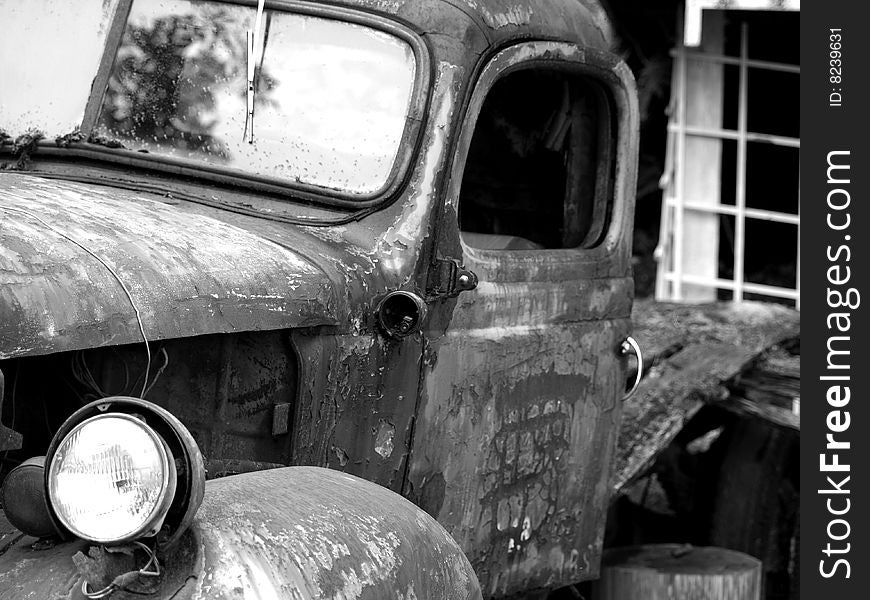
[[0, 467, 482, 600], [178, 466, 483, 600]]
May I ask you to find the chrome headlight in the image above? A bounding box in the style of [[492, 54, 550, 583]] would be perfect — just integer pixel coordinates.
[[47, 412, 177, 544], [38, 396, 205, 548]]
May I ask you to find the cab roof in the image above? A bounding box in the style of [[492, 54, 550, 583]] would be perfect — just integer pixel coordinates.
[[329, 0, 616, 66]]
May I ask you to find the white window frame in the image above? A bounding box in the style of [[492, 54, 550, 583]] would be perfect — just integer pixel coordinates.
[[656, 15, 800, 308]]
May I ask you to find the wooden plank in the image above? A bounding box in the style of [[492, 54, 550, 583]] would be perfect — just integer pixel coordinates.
[[720, 397, 799, 430], [723, 347, 800, 430], [612, 342, 749, 493], [612, 301, 799, 494], [630, 299, 800, 367]]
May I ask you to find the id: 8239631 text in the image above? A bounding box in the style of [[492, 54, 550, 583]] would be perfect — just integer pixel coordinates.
[[830, 28, 843, 107]]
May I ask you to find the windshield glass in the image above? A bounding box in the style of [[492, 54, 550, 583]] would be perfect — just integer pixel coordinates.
[[0, 0, 119, 135], [1, 0, 418, 196]]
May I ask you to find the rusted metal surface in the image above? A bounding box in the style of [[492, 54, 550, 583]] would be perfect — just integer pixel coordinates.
[[182, 466, 482, 600], [290, 332, 423, 493], [0, 530, 90, 600], [0, 468, 480, 599], [410, 308, 631, 595], [0, 1, 638, 596], [0, 0, 621, 364], [0, 174, 337, 360], [338, 0, 614, 60], [405, 40, 639, 596], [89, 332, 300, 472]]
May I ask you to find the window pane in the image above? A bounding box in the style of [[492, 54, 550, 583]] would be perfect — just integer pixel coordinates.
[[746, 142, 800, 215], [746, 68, 799, 138], [459, 70, 604, 250], [745, 143, 799, 214], [94, 0, 416, 195], [0, 0, 118, 137], [744, 219, 797, 289]]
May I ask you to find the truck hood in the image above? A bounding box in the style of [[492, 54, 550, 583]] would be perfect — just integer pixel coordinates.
[[0, 174, 338, 360]]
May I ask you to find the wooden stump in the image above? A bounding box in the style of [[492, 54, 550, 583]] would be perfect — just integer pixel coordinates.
[[592, 545, 761, 600]]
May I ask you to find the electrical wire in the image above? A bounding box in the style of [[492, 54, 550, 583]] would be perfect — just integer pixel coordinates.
[[72, 352, 108, 399], [0, 205, 151, 397], [142, 347, 169, 398], [81, 540, 161, 599]]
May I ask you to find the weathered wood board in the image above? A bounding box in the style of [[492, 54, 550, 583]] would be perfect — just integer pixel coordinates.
[[593, 544, 762, 600], [612, 300, 800, 494]]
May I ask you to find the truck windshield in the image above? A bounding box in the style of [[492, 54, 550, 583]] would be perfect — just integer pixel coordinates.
[[0, 0, 118, 137], [1, 0, 418, 196]]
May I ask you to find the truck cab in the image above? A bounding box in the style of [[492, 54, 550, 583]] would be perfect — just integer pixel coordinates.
[[0, 0, 638, 597]]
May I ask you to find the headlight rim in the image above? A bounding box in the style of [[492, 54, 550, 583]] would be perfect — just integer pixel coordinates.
[[44, 396, 205, 549], [47, 411, 176, 544]]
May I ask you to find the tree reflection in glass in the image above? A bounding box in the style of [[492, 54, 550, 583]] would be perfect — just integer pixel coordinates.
[[95, 0, 416, 195], [97, 6, 252, 159]]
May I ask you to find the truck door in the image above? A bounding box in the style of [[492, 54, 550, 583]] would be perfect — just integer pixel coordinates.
[[406, 42, 639, 597]]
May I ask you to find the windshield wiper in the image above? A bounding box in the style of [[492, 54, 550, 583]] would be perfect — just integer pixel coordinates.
[[244, 0, 267, 144]]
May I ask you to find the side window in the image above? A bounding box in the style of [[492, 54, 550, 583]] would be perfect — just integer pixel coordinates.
[[459, 69, 612, 250]]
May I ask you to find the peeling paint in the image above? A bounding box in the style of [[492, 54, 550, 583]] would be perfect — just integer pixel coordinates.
[[1, 3, 632, 598], [460, 1, 533, 29], [0, 174, 337, 360], [374, 420, 396, 458], [187, 467, 482, 599], [340, 0, 405, 14], [406, 34, 637, 597], [379, 62, 461, 276]]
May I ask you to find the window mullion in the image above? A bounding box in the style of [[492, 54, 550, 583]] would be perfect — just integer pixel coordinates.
[[734, 22, 750, 302]]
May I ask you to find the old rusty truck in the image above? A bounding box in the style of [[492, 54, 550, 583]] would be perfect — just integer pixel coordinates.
[[0, 0, 642, 598]]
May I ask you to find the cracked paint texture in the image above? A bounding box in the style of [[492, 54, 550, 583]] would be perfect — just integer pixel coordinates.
[[0, 174, 336, 360], [186, 467, 482, 600], [0, 2, 633, 598], [0, 468, 482, 600]]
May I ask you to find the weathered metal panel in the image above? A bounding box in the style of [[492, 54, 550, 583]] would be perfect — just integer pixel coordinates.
[[406, 37, 639, 596], [0, 174, 337, 360], [0, 468, 482, 600], [284, 60, 467, 492], [0, 52, 466, 490], [0, 528, 90, 600], [335, 0, 615, 55], [290, 332, 423, 493], [78, 331, 300, 472], [0, 6, 635, 598], [182, 467, 483, 600], [410, 282, 631, 596]]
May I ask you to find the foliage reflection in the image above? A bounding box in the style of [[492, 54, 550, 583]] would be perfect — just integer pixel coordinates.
[[96, 0, 416, 195]]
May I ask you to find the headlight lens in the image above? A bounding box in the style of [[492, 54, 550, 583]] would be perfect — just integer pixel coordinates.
[[47, 413, 175, 543]]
